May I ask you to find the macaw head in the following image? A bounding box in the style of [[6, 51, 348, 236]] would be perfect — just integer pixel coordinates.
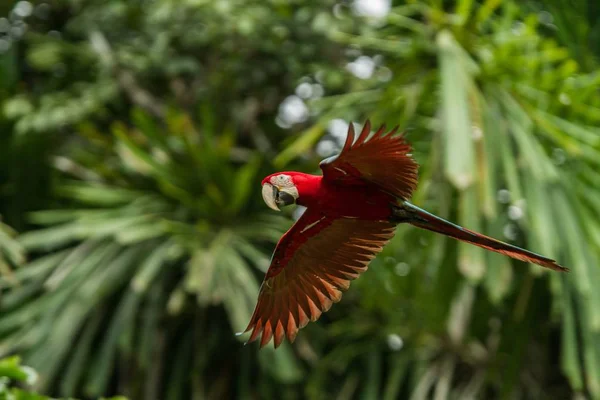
[[261, 173, 300, 211]]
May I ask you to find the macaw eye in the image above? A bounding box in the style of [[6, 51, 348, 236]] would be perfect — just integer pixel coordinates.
[[273, 174, 292, 187]]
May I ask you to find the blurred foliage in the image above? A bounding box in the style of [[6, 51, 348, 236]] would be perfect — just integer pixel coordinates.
[[0, 0, 599, 399], [525, 0, 600, 70], [0, 355, 125, 400]]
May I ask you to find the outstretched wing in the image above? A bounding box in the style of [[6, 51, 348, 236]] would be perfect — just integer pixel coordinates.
[[320, 120, 419, 200], [243, 208, 396, 348]]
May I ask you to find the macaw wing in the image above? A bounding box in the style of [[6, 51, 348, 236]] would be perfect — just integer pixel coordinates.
[[320, 120, 419, 200], [243, 208, 396, 348]]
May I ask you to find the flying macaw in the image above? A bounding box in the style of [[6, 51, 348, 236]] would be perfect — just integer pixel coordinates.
[[242, 120, 567, 348]]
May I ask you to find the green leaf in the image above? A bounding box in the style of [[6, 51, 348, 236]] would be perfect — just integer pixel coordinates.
[[85, 291, 141, 397], [59, 311, 104, 397], [457, 187, 486, 281], [113, 125, 182, 187], [227, 155, 261, 214], [0, 356, 36, 384], [383, 352, 411, 400], [130, 241, 173, 293], [56, 184, 140, 206], [0, 221, 26, 267], [437, 30, 476, 190], [456, 0, 475, 24], [475, 0, 502, 25]]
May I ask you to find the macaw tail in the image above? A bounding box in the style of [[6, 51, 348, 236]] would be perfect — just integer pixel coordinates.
[[393, 202, 568, 272]]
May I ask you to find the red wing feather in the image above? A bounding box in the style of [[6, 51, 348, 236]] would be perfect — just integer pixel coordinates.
[[320, 120, 419, 200], [243, 209, 396, 348]]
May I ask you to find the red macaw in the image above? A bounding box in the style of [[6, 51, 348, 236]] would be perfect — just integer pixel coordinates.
[[243, 121, 567, 348]]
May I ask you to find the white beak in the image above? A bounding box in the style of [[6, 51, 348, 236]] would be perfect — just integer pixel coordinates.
[[262, 183, 280, 211]]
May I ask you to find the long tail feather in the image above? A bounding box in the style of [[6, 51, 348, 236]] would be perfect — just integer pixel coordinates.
[[396, 202, 568, 272]]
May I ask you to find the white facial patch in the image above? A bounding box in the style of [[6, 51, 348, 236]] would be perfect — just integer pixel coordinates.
[[270, 174, 293, 188], [270, 174, 299, 198]]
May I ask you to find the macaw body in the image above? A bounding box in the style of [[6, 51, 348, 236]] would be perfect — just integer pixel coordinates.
[[244, 121, 567, 348], [290, 174, 396, 219]]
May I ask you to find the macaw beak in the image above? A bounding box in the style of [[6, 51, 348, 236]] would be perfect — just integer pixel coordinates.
[[262, 183, 297, 211]]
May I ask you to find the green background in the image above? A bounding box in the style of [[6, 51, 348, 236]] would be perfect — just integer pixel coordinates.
[[0, 0, 599, 399]]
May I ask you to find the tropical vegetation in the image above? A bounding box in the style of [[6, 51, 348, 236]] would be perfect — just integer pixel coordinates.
[[0, 0, 599, 399]]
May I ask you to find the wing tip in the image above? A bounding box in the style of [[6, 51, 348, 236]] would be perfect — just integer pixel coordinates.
[[356, 119, 372, 144], [388, 125, 400, 137], [343, 122, 356, 151]]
